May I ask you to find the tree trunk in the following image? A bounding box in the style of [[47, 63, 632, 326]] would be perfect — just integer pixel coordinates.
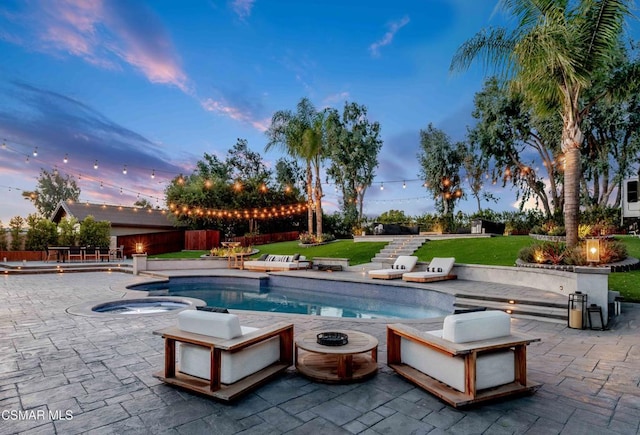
[[306, 163, 314, 234], [563, 145, 581, 249], [314, 163, 323, 237]]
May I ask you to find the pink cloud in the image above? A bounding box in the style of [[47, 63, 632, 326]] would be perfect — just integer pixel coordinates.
[[10, 0, 188, 91], [369, 15, 410, 57], [201, 98, 268, 132]]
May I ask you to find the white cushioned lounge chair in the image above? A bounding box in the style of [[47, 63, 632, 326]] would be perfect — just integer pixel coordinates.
[[244, 254, 311, 272], [153, 310, 293, 401], [368, 255, 418, 280], [402, 257, 457, 283], [387, 310, 540, 408]]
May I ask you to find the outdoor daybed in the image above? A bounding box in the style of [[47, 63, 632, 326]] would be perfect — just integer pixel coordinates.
[[153, 310, 294, 401], [244, 254, 311, 272], [402, 257, 457, 283], [387, 310, 540, 408], [368, 255, 418, 280]]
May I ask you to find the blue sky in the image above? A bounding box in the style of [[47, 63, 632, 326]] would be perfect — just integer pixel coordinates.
[[1, 1, 634, 226]]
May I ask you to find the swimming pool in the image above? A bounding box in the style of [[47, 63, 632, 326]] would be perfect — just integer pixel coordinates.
[[128, 276, 452, 319]]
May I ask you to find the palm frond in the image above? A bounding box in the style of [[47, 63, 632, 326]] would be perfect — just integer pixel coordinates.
[[577, 0, 630, 73], [450, 27, 517, 77]]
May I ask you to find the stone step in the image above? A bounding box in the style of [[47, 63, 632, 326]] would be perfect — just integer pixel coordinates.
[[453, 297, 567, 322], [370, 236, 428, 264]]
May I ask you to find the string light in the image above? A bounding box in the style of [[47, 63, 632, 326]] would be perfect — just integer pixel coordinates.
[[93, 160, 98, 170], [63, 154, 68, 163], [122, 165, 127, 175], [33, 147, 38, 157], [402, 181, 406, 189], [380, 183, 384, 191], [151, 169, 155, 179]]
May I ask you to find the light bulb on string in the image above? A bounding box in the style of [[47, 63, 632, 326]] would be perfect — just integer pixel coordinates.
[[380, 183, 384, 191], [63, 154, 68, 163], [151, 169, 155, 179], [402, 181, 406, 189], [93, 160, 98, 170], [33, 147, 38, 157], [122, 165, 127, 175]]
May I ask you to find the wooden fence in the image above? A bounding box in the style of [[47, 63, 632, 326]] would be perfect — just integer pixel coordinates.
[[117, 230, 185, 257], [0, 251, 46, 262], [184, 230, 221, 251]]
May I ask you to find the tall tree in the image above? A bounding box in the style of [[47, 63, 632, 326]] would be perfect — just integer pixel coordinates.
[[581, 45, 640, 208], [468, 77, 563, 216], [22, 169, 80, 218], [452, 0, 637, 248], [459, 140, 494, 213], [325, 102, 383, 229], [266, 98, 326, 237], [417, 124, 464, 220]]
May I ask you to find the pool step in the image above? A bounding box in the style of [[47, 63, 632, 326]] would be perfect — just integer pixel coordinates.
[[454, 295, 567, 323]]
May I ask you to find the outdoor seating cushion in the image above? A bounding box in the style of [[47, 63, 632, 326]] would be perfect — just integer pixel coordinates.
[[401, 257, 455, 280], [177, 311, 280, 384], [442, 310, 511, 343], [368, 255, 418, 277], [177, 310, 242, 340], [244, 255, 309, 270]]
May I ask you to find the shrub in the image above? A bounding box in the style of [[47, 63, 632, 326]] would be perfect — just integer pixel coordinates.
[[79, 216, 111, 247], [548, 226, 566, 236], [564, 245, 587, 266], [25, 214, 58, 251], [9, 216, 25, 251], [578, 224, 592, 239], [529, 225, 545, 235], [299, 232, 314, 244], [518, 246, 536, 263], [598, 239, 627, 264], [542, 242, 566, 264]]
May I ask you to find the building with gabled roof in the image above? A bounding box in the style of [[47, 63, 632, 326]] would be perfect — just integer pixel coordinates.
[[50, 201, 177, 236]]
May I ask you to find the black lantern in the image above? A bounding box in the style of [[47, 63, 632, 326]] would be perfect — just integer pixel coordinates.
[[568, 292, 587, 329]]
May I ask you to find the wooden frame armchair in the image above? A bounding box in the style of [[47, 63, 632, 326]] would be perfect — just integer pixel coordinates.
[[387, 310, 540, 408], [153, 310, 293, 402]]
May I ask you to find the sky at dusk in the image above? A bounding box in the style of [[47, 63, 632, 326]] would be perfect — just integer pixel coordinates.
[[1, 1, 638, 226]]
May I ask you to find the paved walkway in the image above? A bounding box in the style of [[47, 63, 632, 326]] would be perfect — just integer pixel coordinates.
[[0, 271, 638, 434]]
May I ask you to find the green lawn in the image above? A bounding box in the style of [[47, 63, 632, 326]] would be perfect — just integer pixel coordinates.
[[153, 235, 640, 303], [413, 236, 533, 266]]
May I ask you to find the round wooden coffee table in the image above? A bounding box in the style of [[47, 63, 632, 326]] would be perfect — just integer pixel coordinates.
[[295, 329, 378, 383]]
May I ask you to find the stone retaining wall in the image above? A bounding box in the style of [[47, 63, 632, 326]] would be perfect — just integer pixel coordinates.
[[451, 263, 611, 319]]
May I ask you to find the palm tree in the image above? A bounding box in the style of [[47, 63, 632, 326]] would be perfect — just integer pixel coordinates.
[[451, 0, 635, 248], [266, 98, 325, 237]]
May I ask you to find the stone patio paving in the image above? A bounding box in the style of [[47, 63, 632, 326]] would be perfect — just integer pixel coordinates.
[[0, 271, 638, 434]]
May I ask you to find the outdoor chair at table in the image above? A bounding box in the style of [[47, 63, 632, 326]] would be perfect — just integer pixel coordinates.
[[97, 247, 110, 262], [44, 246, 58, 262], [68, 246, 83, 262], [83, 246, 98, 262]]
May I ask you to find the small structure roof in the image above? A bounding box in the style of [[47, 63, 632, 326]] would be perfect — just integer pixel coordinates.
[[50, 201, 175, 229]]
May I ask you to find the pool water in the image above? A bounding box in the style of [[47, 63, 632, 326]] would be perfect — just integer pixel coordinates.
[[129, 277, 448, 319]]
